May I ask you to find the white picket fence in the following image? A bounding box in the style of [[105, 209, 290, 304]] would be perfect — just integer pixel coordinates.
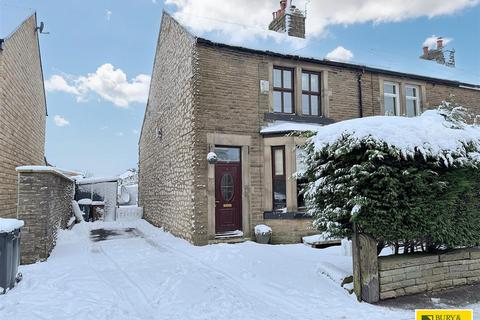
[[116, 206, 143, 221]]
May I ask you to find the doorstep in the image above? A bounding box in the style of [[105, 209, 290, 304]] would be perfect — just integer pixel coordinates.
[[208, 237, 251, 245], [209, 230, 251, 244]]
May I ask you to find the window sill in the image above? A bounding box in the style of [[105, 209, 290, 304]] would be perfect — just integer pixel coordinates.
[[264, 112, 334, 125], [263, 211, 312, 220]]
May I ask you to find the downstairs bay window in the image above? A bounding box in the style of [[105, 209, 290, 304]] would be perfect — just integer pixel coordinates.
[[272, 146, 287, 212], [264, 137, 309, 215]]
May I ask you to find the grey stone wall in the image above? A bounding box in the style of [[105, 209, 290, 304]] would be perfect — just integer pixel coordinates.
[[378, 249, 480, 300], [138, 12, 198, 243], [17, 170, 74, 264], [0, 14, 46, 219]]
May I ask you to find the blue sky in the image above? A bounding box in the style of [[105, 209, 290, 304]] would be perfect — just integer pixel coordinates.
[[0, 0, 479, 176]]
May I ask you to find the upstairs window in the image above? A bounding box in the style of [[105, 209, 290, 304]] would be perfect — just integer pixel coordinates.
[[273, 67, 294, 114], [301, 71, 321, 116], [405, 85, 421, 117], [383, 82, 400, 116]]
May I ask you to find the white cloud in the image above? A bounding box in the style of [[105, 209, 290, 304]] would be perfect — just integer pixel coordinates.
[[106, 10, 112, 21], [132, 129, 139, 135], [45, 75, 79, 95], [44, 64, 151, 108], [116, 132, 124, 137], [166, 0, 479, 43], [422, 35, 453, 49], [326, 46, 354, 62], [53, 115, 70, 127]]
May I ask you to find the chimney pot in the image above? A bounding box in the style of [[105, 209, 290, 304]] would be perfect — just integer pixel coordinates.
[[436, 38, 443, 50], [422, 46, 429, 56]]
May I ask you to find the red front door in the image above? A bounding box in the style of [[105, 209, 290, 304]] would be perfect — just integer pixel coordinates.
[[215, 161, 242, 234]]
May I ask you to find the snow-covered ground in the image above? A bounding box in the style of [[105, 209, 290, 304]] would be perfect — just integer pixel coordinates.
[[0, 220, 473, 320]]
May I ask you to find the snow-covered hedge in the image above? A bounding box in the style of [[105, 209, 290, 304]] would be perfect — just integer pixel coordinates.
[[303, 101, 480, 253]]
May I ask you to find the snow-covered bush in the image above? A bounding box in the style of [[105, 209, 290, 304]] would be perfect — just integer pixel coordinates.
[[303, 101, 480, 253]]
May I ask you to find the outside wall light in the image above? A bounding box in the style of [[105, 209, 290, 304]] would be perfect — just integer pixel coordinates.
[[207, 152, 218, 164]]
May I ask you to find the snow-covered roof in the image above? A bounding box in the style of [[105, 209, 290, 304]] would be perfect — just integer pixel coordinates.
[[76, 176, 119, 185], [118, 170, 136, 180], [0, 218, 24, 233], [16, 166, 75, 181], [311, 109, 480, 166], [56, 168, 83, 177], [261, 121, 323, 134], [77, 199, 93, 205], [197, 37, 479, 88]]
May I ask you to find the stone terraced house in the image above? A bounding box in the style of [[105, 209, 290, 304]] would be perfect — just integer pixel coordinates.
[[139, 11, 480, 245], [0, 14, 47, 219]]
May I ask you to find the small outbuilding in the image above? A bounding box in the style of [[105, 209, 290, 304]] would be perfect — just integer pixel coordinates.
[[75, 177, 119, 222]]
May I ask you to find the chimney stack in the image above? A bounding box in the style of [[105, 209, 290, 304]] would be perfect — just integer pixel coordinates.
[[436, 38, 444, 50], [269, 0, 305, 38]]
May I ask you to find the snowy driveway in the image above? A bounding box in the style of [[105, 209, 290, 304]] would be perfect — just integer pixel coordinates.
[[0, 220, 475, 320]]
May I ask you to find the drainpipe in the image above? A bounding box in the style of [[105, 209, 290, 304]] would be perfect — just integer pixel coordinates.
[[357, 69, 365, 118], [16, 172, 20, 219]]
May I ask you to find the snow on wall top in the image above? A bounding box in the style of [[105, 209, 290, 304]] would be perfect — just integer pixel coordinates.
[[16, 166, 75, 181], [310, 110, 480, 167], [261, 121, 323, 134], [0, 218, 24, 233]]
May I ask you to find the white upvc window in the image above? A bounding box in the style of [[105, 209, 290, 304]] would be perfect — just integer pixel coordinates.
[[405, 85, 421, 117], [383, 82, 400, 116]]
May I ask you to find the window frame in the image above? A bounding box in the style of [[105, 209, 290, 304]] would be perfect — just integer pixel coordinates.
[[383, 81, 400, 116], [405, 84, 421, 117], [301, 70, 321, 116], [295, 146, 308, 210], [271, 146, 287, 211], [273, 66, 295, 114]]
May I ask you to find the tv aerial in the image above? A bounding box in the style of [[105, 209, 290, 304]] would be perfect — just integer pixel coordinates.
[[35, 22, 50, 35]]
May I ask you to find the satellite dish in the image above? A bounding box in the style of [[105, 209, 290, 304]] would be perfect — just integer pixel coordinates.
[[118, 186, 130, 205]]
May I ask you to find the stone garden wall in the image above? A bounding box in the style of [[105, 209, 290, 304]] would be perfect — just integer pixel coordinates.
[[16, 167, 74, 264], [378, 248, 480, 300], [264, 218, 317, 244]]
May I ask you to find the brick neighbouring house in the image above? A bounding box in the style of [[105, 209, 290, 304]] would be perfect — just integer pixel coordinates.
[[0, 13, 47, 219], [138, 11, 480, 245]]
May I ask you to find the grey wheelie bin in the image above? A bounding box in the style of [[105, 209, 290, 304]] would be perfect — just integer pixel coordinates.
[[0, 223, 22, 294]]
